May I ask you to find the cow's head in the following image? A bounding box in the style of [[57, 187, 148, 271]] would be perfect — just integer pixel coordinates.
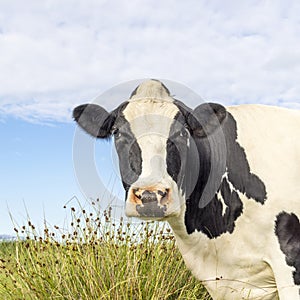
[[73, 80, 227, 220]]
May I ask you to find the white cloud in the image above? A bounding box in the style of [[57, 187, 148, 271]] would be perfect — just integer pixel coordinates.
[[0, 0, 300, 122]]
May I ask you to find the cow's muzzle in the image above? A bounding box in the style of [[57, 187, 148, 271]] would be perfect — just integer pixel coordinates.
[[127, 187, 170, 218]]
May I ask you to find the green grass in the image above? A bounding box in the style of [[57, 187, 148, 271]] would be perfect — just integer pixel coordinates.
[[0, 203, 211, 300]]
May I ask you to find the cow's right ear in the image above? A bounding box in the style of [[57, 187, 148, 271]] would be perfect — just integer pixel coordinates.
[[73, 104, 114, 138], [187, 103, 227, 138]]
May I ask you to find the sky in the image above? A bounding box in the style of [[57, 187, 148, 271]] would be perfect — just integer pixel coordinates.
[[1, 0, 300, 234]]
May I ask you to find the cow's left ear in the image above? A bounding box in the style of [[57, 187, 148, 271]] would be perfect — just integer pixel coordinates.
[[73, 104, 114, 138], [187, 103, 227, 138]]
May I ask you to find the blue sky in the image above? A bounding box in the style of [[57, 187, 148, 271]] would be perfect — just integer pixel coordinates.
[[0, 118, 78, 233], [0, 116, 124, 234], [1, 0, 300, 234]]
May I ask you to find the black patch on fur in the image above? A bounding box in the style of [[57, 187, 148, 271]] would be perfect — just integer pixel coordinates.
[[166, 139, 181, 182], [275, 212, 300, 285], [187, 178, 243, 237], [224, 117, 266, 204], [172, 102, 267, 238], [113, 115, 142, 193], [166, 112, 186, 183]]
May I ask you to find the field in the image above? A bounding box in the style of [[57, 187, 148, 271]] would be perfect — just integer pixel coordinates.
[[0, 203, 211, 299]]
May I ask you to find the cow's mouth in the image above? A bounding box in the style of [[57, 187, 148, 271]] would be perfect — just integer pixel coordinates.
[[136, 202, 167, 218], [125, 186, 173, 218]]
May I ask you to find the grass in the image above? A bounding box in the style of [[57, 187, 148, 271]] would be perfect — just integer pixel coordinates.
[[0, 201, 211, 300]]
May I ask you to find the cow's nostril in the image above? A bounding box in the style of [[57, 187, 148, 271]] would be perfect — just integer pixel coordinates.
[[133, 188, 141, 199], [141, 190, 157, 204], [158, 189, 169, 198]]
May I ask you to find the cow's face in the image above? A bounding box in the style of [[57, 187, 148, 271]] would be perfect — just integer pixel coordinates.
[[73, 80, 227, 220]]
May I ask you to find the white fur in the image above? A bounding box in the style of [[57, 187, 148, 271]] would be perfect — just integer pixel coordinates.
[[129, 79, 174, 103]]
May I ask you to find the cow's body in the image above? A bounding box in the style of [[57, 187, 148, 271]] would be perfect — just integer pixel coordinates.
[[73, 80, 300, 299], [170, 105, 300, 299]]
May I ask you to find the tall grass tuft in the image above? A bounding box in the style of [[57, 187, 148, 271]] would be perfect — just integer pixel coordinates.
[[0, 201, 211, 299]]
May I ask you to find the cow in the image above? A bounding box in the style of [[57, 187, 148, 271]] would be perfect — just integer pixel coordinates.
[[73, 79, 300, 299]]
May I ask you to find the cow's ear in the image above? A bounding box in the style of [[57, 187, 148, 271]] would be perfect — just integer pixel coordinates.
[[73, 104, 114, 138], [187, 103, 227, 138]]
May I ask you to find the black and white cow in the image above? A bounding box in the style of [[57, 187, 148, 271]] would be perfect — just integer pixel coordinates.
[[73, 79, 300, 300]]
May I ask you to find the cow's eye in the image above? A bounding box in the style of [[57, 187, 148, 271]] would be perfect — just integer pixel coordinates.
[[112, 128, 121, 138], [179, 127, 189, 138]]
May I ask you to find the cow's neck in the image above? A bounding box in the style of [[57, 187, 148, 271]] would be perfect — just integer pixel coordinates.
[[168, 210, 210, 257], [168, 212, 219, 282]]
